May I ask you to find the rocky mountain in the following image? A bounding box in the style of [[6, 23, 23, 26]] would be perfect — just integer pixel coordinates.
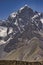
[[0, 5, 43, 61]]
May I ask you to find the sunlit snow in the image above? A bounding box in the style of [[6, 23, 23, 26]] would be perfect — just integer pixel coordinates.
[[40, 18, 43, 23], [0, 26, 7, 37]]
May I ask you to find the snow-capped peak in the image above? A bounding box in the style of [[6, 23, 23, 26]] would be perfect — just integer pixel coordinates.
[[19, 4, 29, 11], [19, 4, 31, 13]]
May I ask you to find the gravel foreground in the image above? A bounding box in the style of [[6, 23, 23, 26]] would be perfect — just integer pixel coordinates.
[[0, 60, 43, 65]]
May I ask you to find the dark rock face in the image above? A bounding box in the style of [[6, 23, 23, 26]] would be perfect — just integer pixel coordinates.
[[0, 37, 2, 40], [18, 5, 34, 18]]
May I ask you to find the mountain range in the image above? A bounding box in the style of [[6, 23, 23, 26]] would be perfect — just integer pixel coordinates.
[[0, 5, 43, 62]]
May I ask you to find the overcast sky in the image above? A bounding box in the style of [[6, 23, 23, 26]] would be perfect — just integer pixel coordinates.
[[0, 0, 43, 20]]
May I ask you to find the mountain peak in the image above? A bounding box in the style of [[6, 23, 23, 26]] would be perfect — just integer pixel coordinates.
[[24, 4, 29, 8], [19, 5, 31, 11], [8, 5, 34, 21]]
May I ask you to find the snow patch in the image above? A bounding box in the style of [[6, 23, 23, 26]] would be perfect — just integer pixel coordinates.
[[0, 26, 7, 37], [8, 27, 13, 34], [38, 13, 41, 16], [10, 12, 17, 18], [15, 19, 18, 26], [0, 40, 6, 45], [40, 18, 43, 23], [32, 15, 38, 19]]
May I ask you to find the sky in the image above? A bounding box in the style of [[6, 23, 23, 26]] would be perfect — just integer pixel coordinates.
[[0, 0, 43, 20]]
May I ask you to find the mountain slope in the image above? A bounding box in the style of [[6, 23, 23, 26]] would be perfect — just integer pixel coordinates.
[[2, 37, 43, 61]]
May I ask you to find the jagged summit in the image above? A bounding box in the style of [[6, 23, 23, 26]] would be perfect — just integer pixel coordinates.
[[19, 5, 33, 15], [19, 4, 30, 11], [8, 5, 34, 22]]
